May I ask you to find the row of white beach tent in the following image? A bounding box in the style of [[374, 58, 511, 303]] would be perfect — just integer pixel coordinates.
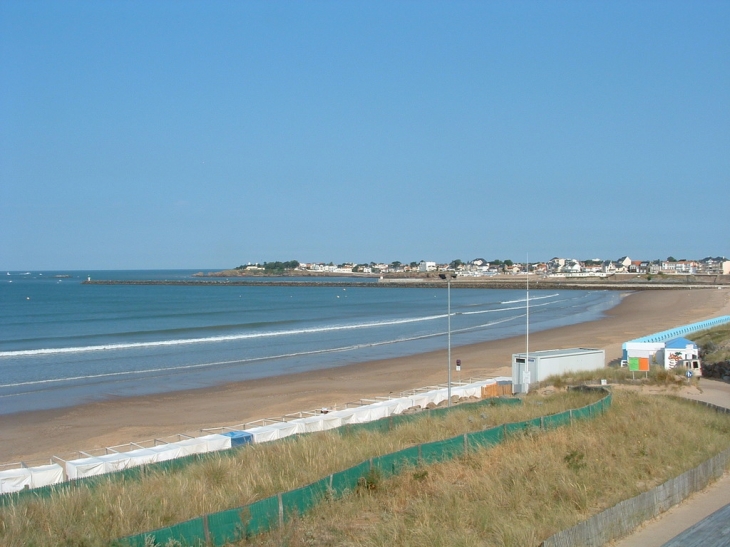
[[0, 464, 65, 495], [0, 378, 510, 493]]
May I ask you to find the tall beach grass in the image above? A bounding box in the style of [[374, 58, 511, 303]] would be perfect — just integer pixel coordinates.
[[239, 391, 730, 547], [0, 391, 600, 546]]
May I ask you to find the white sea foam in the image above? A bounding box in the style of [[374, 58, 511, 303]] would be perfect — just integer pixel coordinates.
[[0, 314, 446, 358], [500, 293, 559, 304], [0, 299, 549, 359], [0, 314, 523, 390]]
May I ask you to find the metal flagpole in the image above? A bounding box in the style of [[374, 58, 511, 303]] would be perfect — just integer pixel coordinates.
[[525, 254, 529, 393], [440, 273, 455, 407], [447, 275, 452, 407]]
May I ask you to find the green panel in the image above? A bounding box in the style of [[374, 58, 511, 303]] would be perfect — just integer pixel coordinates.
[[147, 453, 201, 475], [572, 405, 592, 421], [208, 507, 246, 545], [390, 413, 419, 427], [134, 517, 206, 547], [118, 467, 143, 481], [599, 393, 613, 412], [331, 460, 371, 495], [0, 483, 67, 507], [243, 495, 280, 537], [115, 533, 148, 547], [282, 477, 329, 519], [428, 406, 451, 419], [372, 446, 420, 477], [543, 411, 571, 429], [421, 436, 465, 464], [505, 417, 541, 435], [467, 426, 504, 449], [344, 418, 391, 436], [482, 397, 521, 407]]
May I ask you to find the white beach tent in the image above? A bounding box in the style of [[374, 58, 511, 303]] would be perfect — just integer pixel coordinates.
[[29, 463, 65, 488], [65, 454, 128, 480], [290, 415, 327, 433], [171, 434, 231, 457], [0, 463, 63, 494], [0, 463, 66, 493], [65, 434, 232, 479], [0, 467, 31, 493], [247, 421, 307, 444]]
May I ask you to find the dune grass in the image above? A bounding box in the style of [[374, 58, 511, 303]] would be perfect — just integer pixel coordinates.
[[239, 391, 730, 547], [690, 324, 730, 362], [543, 364, 700, 389], [0, 391, 600, 547]]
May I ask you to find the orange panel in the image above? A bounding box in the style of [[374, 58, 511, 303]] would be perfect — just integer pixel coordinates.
[[639, 357, 650, 371]]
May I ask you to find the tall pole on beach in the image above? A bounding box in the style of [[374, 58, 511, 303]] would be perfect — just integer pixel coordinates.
[[440, 273, 456, 407], [525, 254, 530, 393]]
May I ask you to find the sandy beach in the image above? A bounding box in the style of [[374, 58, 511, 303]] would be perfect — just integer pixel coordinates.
[[2, 288, 729, 466]]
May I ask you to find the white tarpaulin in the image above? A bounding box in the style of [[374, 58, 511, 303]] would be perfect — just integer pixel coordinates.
[[96, 453, 133, 473], [320, 414, 343, 430], [125, 448, 163, 467], [65, 457, 106, 480], [248, 421, 306, 443], [0, 468, 31, 494], [66, 453, 134, 479], [291, 415, 324, 433], [66, 434, 232, 479], [245, 426, 277, 444], [145, 444, 184, 462], [29, 464, 64, 488], [169, 434, 231, 456], [329, 409, 358, 425]]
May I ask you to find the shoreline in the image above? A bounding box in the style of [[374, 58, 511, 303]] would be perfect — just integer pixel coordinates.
[[1, 288, 729, 465]]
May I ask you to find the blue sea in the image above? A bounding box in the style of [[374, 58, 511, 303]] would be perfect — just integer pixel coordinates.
[[0, 270, 622, 415]]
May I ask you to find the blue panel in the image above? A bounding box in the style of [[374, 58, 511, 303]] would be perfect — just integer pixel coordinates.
[[222, 430, 254, 447]]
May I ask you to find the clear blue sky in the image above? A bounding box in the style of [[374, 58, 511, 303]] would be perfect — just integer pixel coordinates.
[[1, 1, 728, 270]]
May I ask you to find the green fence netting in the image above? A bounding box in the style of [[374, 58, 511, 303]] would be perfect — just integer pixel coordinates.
[[207, 507, 245, 546], [282, 476, 330, 520], [571, 405, 592, 421], [331, 460, 371, 496], [242, 495, 279, 537], [467, 425, 504, 449], [124, 516, 207, 547], [421, 436, 466, 464], [505, 416, 542, 435], [372, 446, 421, 477], [117, 388, 613, 546], [543, 410, 572, 429]]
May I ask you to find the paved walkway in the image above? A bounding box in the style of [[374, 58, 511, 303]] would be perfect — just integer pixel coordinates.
[[609, 379, 730, 547], [661, 503, 730, 547]]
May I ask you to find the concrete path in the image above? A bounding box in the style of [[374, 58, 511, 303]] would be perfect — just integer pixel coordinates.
[[661, 503, 730, 547], [609, 379, 730, 547]]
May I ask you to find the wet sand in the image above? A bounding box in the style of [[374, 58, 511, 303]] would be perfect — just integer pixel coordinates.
[[1, 288, 728, 465]]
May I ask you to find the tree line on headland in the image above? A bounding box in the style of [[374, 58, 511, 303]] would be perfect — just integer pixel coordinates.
[[235, 261, 300, 273]]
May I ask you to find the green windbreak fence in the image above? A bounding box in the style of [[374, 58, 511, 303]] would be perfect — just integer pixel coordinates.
[[372, 446, 420, 477], [119, 387, 612, 547]]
